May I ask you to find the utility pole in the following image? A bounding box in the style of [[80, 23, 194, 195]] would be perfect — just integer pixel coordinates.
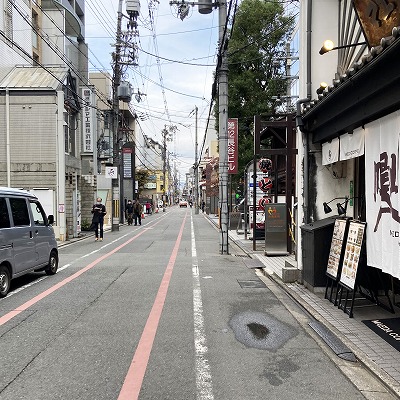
[[111, 0, 139, 230], [193, 106, 199, 214], [218, 0, 229, 254], [111, 0, 124, 231], [162, 126, 170, 211]]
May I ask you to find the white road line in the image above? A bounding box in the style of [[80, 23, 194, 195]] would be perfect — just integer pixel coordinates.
[[191, 215, 214, 400]]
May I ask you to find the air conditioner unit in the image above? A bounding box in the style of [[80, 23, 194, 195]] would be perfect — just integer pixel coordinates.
[[118, 81, 132, 102]]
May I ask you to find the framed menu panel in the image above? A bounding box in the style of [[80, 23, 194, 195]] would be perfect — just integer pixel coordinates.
[[326, 218, 348, 280], [339, 221, 366, 290]]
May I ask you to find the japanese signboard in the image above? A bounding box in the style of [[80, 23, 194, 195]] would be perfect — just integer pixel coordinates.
[[326, 218, 348, 280], [122, 147, 133, 179], [365, 112, 400, 280], [228, 118, 238, 174], [353, 0, 400, 47], [249, 205, 265, 230], [82, 88, 94, 153], [339, 221, 366, 290]]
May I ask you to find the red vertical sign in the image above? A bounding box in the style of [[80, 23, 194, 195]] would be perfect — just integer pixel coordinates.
[[228, 118, 238, 174]]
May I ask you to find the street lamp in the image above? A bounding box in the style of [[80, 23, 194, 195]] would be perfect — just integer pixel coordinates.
[[319, 40, 367, 55]]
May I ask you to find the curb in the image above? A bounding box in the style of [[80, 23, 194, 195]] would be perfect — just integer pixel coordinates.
[[228, 229, 400, 398]]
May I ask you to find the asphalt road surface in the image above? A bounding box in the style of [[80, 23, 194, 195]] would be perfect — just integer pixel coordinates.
[[0, 207, 368, 399]]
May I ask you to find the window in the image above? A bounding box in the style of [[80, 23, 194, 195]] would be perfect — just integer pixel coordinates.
[[9, 198, 30, 226], [5, 0, 13, 41], [0, 198, 10, 229], [29, 200, 46, 226], [32, 9, 39, 49]]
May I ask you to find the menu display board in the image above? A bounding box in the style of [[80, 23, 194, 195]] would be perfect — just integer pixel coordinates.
[[339, 221, 366, 290], [326, 218, 348, 280]]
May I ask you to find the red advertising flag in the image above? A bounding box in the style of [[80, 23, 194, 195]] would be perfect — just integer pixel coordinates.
[[227, 118, 238, 174]]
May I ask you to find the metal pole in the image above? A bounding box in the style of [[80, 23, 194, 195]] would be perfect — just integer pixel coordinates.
[[252, 154, 257, 251], [244, 166, 248, 240], [111, 0, 123, 231], [162, 126, 167, 212], [218, 0, 229, 254], [194, 106, 199, 214]]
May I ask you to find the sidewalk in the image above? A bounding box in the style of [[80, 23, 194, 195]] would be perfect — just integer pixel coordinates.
[[208, 215, 400, 398]]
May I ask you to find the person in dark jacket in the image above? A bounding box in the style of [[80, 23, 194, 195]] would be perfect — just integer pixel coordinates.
[[133, 199, 142, 226], [91, 197, 106, 241], [125, 200, 134, 225]]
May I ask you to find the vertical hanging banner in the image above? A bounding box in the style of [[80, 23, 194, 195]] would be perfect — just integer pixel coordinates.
[[122, 147, 133, 178], [228, 118, 238, 174], [82, 87, 94, 153], [365, 111, 400, 280], [321, 138, 339, 165]]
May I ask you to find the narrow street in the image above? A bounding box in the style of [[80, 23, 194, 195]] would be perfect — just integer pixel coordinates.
[[0, 207, 379, 399]]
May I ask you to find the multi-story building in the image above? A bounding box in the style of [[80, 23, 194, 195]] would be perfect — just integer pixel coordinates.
[[0, 0, 88, 241], [137, 135, 169, 207], [296, 1, 400, 291]]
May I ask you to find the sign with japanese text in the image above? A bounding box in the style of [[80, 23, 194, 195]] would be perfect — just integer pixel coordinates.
[[122, 147, 133, 179], [365, 111, 400, 280], [326, 218, 348, 280], [205, 160, 219, 197], [248, 205, 265, 230], [228, 118, 238, 174], [82, 88, 94, 153], [353, 0, 400, 47], [339, 221, 366, 290]]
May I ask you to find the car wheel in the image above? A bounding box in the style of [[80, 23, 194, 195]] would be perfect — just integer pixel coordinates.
[[45, 250, 58, 275], [0, 265, 10, 298]]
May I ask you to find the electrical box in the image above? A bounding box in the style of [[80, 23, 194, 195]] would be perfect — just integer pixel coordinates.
[[126, 0, 140, 15], [118, 81, 132, 102]]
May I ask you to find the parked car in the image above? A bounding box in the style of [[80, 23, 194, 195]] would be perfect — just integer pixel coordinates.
[[0, 187, 58, 297], [179, 199, 188, 208]]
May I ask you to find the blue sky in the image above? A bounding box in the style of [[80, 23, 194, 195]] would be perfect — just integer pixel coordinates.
[[85, 0, 220, 182]]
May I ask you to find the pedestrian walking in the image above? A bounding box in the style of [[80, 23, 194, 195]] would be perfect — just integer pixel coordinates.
[[125, 200, 134, 225], [91, 197, 106, 241], [133, 199, 142, 226], [145, 201, 151, 214], [201, 200, 206, 213]]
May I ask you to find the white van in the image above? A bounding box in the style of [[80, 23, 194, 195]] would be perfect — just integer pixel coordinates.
[[0, 187, 58, 297]]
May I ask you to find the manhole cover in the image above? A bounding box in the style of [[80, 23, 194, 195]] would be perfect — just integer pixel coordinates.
[[237, 279, 267, 288]]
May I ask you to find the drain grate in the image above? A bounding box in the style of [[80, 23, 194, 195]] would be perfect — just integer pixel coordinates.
[[237, 279, 267, 288], [242, 259, 264, 269]]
